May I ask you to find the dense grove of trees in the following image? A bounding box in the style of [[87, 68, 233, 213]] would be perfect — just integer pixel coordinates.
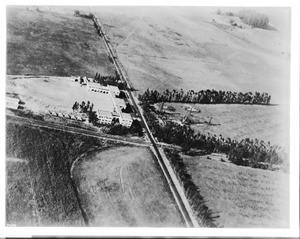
[[72, 101, 94, 113], [104, 119, 143, 137], [142, 103, 286, 170], [164, 148, 218, 227], [74, 10, 94, 19], [94, 71, 128, 90], [139, 88, 272, 105], [238, 10, 269, 29]]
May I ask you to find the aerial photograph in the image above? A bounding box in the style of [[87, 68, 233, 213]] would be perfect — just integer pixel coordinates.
[[5, 5, 291, 229]]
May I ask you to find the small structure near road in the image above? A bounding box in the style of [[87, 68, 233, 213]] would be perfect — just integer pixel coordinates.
[[6, 97, 20, 109]]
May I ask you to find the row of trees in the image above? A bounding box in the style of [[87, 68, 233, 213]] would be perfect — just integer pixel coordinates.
[[139, 88, 272, 105], [142, 103, 286, 170], [72, 101, 94, 113], [164, 148, 218, 227], [94, 71, 128, 90]]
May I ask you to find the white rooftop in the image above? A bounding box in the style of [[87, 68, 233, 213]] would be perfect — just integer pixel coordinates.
[[115, 98, 126, 108], [121, 112, 132, 121], [97, 110, 113, 117], [107, 85, 120, 92]]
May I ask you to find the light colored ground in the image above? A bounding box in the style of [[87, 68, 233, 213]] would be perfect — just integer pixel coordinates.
[[181, 154, 289, 228], [6, 76, 116, 114], [93, 7, 290, 104], [163, 103, 289, 149], [73, 146, 184, 227]]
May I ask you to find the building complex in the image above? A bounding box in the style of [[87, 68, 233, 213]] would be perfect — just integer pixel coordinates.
[[86, 81, 133, 127]]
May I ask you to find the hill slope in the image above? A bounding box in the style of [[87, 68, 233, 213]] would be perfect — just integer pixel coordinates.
[[7, 6, 115, 77], [93, 7, 290, 104]]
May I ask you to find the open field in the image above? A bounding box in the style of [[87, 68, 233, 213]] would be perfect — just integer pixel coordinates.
[[6, 76, 116, 114], [6, 159, 38, 226], [72, 146, 184, 227], [7, 6, 114, 77], [6, 121, 106, 226], [181, 153, 289, 227], [162, 103, 289, 149], [93, 7, 290, 104]]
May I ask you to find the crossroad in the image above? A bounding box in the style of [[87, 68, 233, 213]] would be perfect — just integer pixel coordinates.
[[92, 15, 199, 227]]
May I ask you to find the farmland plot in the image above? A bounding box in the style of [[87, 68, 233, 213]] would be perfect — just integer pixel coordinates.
[[6, 121, 104, 226], [6, 159, 38, 226], [181, 154, 289, 227], [164, 103, 289, 149], [72, 146, 184, 227], [7, 6, 114, 77]]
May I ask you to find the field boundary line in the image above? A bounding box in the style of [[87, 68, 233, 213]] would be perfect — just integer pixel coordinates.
[[150, 146, 200, 227]]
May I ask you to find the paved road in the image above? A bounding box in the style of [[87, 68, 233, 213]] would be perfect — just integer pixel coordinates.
[[92, 16, 198, 227]]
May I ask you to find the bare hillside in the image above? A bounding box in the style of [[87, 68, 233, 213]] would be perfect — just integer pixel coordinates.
[[93, 7, 290, 104]]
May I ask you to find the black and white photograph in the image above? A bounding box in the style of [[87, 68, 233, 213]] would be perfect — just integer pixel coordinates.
[[2, 1, 299, 238]]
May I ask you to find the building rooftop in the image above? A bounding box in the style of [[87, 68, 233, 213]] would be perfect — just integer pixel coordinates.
[[97, 110, 113, 117], [7, 97, 20, 104], [88, 82, 109, 90], [107, 85, 120, 92], [121, 112, 132, 121], [115, 98, 126, 108]]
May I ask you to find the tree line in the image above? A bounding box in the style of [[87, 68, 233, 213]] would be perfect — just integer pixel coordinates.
[[94, 71, 128, 90], [164, 148, 218, 227], [142, 103, 287, 171], [139, 88, 272, 105]]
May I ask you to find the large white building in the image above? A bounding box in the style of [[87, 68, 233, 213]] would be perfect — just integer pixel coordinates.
[[86, 82, 133, 127], [107, 85, 120, 97], [120, 113, 133, 127], [96, 110, 114, 124]]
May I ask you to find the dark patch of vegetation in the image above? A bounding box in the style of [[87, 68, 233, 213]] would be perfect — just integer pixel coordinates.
[[6, 122, 105, 226], [8, 109, 44, 121], [142, 103, 287, 171], [164, 148, 218, 227], [122, 103, 133, 113], [104, 120, 143, 137], [238, 10, 269, 29], [6, 161, 38, 226], [74, 10, 94, 19], [139, 88, 272, 105], [6, 7, 114, 76], [72, 101, 94, 113], [94, 71, 128, 90]]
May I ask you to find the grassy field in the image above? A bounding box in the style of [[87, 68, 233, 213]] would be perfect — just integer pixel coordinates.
[[7, 6, 114, 77], [6, 159, 38, 226], [181, 153, 289, 227], [162, 103, 289, 149], [72, 146, 184, 227], [6, 121, 105, 226], [93, 7, 290, 104]]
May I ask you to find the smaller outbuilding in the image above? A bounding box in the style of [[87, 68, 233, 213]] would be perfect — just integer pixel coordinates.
[[6, 97, 20, 109]]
